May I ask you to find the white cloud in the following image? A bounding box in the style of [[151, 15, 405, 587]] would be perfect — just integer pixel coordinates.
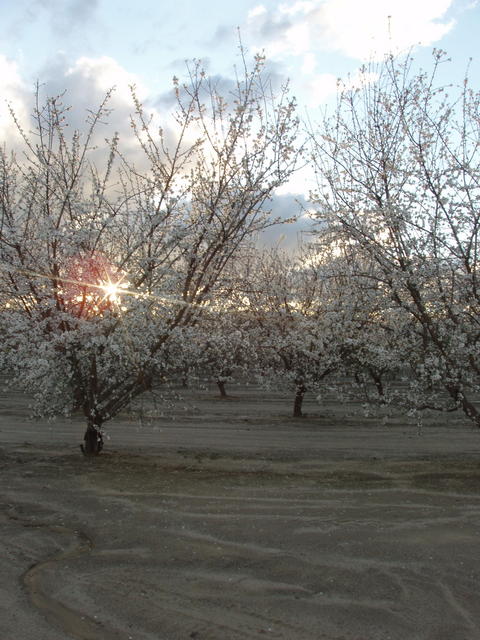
[[341, 68, 379, 91], [316, 0, 455, 60], [247, 0, 455, 62], [0, 55, 24, 98], [248, 4, 268, 20], [279, 1, 316, 16], [301, 52, 316, 75], [0, 55, 29, 145], [66, 56, 148, 103], [298, 72, 339, 107], [243, 0, 456, 108]]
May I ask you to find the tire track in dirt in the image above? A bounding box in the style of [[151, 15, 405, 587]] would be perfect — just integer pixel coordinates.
[[8, 509, 128, 640]]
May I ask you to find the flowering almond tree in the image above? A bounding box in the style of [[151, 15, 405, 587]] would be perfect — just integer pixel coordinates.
[[310, 51, 480, 426], [0, 54, 299, 454], [232, 247, 343, 417], [186, 308, 258, 396]]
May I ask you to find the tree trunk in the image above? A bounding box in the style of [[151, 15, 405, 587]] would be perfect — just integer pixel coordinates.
[[293, 383, 306, 418], [217, 378, 227, 397], [445, 384, 480, 428], [368, 368, 385, 398], [461, 398, 480, 428], [81, 423, 104, 456]]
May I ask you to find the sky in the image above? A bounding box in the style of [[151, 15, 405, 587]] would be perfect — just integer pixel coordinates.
[[1, 0, 479, 245]]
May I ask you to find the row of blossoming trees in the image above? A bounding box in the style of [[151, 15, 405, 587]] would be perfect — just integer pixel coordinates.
[[0, 50, 479, 453]]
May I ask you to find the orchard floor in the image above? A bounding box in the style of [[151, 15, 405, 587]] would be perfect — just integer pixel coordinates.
[[1, 383, 480, 640]]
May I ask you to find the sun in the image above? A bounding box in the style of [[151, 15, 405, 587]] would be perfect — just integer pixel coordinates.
[[63, 252, 131, 317], [101, 281, 123, 303]]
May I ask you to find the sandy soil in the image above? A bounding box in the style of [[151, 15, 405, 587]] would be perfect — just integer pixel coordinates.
[[1, 384, 480, 640]]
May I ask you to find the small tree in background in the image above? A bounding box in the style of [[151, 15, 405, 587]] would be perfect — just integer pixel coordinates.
[[233, 246, 342, 417], [172, 302, 259, 397]]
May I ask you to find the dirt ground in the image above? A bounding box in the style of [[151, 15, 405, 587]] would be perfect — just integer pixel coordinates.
[[1, 383, 480, 640]]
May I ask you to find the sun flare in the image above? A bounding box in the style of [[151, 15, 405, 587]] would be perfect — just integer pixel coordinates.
[[102, 281, 123, 302]]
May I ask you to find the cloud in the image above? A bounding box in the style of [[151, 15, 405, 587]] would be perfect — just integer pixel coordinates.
[[38, 0, 99, 35], [246, 0, 455, 62], [0, 49, 309, 250], [65, 55, 146, 103], [153, 56, 286, 114], [259, 192, 313, 249], [313, 0, 455, 59], [0, 54, 152, 163], [208, 24, 234, 47], [248, 5, 268, 20], [2, 54, 255, 180], [0, 55, 30, 145], [297, 72, 338, 107], [24, 55, 137, 130], [154, 70, 238, 111], [240, 0, 457, 108], [51, 0, 98, 31], [7, 0, 99, 40]]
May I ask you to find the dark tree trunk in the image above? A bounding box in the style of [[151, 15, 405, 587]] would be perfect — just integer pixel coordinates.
[[461, 397, 480, 428], [81, 423, 104, 456], [81, 355, 104, 456], [368, 368, 385, 397], [217, 378, 227, 397], [293, 383, 306, 418], [446, 384, 480, 428]]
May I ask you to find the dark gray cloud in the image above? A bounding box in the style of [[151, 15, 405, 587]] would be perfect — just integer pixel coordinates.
[[12, 55, 138, 164], [241, 7, 298, 59], [153, 69, 242, 112], [153, 56, 289, 113], [10, 0, 99, 36], [261, 58, 290, 92], [42, 0, 99, 36], [258, 14, 293, 41], [34, 56, 119, 123], [204, 14, 293, 53], [259, 193, 313, 249], [208, 24, 233, 48], [55, 0, 99, 31]]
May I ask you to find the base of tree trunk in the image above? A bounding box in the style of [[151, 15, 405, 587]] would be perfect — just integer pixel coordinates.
[[217, 379, 227, 397], [80, 425, 104, 456], [293, 384, 306, 418]]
